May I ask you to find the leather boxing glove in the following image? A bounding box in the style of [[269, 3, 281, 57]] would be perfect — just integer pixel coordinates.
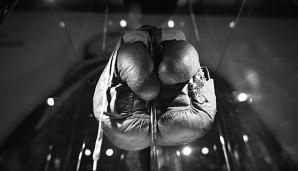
[[93, 29, 160, 150], [157, 68, 217, 146], [157, 28, 200, 85], [155, 28, 217, 146]]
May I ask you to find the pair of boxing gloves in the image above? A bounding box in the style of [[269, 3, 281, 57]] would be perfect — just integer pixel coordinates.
[[93, 26, 217, 150]]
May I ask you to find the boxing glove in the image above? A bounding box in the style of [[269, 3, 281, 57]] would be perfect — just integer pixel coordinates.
[[156, 28, 199, 85], [93, 29, 160, 150], [94, 27, 217, 149], [155, 28, 217, 145]]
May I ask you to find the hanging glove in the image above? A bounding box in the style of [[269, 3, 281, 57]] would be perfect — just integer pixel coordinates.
[[157, 28, 199, 85], [154, 28, 217, 146], [93, 29, 160, 150], [93, 27, 217, 150]]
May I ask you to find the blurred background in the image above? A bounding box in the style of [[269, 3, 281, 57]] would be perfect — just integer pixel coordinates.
[[0, 0, 298, 170]]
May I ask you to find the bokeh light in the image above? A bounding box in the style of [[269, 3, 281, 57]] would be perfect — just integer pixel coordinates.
[[243, 134, 249, 142], [168, 20, 175, 28], [85, 149, 91, 156], [120, 20, 127, 27], [182, 146, 192, 155], [201, 147, 209, 154], [237, 93, 248, 102], [106, 149, 113, 156], [47, 98, 55, 106]]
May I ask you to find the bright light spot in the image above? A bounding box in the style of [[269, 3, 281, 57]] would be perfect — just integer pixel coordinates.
[[168, 20, 175, 28], [47, 98, 55, 106], [85, 149, 91, 156], [120, 20, 127, 27], [176, 150, 181, 156], [46, 154, 51, 161], [245, 70, 259, 89], [213, 145, 217, 151], [220, 136, 225, 145], [108, 20, 113, 26], [59, 21, 65, 28], [243, 135, 249, 142], [54, 158, 61, 169], [229, 21, 235, 28], [106, 149, 113, 156], [237, 93, 248, 102], [120, 154, 125, 160], [182, 147, 192, 155], [249, 98, 253, 103], [179, 21, 185, 27], [234, 150, 239, 161], [201, 147, 209, 155]]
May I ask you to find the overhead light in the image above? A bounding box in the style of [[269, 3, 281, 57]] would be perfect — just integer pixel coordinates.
[[237, 93, 248, 102], [120, 20, 127, 27], [168, 20, 175, 28], [229, 21, 235, 28], [176, 150, 181, 156], [47, 97, 55, 106], [243, 135, 249, 142], [106, 149, 113, 156], [213, 145, 217, 151], [120, 153, 125, 160], [59, 21, 65, 28], [182, 146, 192, 156], [85, 149, 91, 156], [179, 21, 185, 27], [108, 20, 113, 26], [201, 147, 209, 155]]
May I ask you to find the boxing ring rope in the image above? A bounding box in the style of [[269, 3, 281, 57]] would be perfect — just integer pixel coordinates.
[[54, 0, 80, 62], [150, 100, 158, 171], [213, 0, 247, 74]]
